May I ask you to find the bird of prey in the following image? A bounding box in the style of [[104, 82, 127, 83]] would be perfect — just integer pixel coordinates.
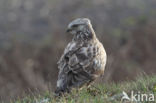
[[55, 18, 107, 96]]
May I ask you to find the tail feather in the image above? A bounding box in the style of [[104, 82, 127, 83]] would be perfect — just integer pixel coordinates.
[[55, 70, 93, 96], [55, 71, 73, 96]]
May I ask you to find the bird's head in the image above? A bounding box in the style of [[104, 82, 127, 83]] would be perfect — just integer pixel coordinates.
[[66, 18, 94, 38]]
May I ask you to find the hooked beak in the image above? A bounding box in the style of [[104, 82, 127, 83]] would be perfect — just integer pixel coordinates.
[[66, 28, 72, 33]]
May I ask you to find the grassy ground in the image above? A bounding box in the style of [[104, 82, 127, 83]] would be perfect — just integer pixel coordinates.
[[13, 75, 156, 103]]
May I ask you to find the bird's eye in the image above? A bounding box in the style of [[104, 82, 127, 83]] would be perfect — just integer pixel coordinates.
[[72, 25, 78, 27]]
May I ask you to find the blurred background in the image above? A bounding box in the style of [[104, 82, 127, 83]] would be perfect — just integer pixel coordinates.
[[0, 0, 156, 101]]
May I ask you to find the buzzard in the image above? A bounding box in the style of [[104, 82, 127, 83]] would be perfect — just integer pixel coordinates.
[[55, 18, 107, 96]]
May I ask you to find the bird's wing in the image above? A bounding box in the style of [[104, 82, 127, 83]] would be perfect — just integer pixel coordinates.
[[56, 41, 97, 89], [68, 42, 98, 73], [57, 41, 83, 71], [58, 41, 97, 71]]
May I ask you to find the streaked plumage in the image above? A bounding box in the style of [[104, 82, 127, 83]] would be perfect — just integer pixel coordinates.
[[55, 18, 107, 95]]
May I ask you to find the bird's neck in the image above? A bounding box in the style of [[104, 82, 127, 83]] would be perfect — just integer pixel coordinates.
[[73, 25, 96, 42]]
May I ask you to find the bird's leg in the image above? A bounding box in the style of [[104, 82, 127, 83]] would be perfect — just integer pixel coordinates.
[[87, 82, 102, 96], [90, 85, 101, 92]]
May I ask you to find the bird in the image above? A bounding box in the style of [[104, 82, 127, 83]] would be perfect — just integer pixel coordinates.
[[55, 18, 107, 96]]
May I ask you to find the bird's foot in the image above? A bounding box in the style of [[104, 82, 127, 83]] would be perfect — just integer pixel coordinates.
[[87, 85, 102, 96]]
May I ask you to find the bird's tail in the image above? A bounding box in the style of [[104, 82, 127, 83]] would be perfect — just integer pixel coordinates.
[[54, 70, 92, 96], [54, 71, 73, 96]]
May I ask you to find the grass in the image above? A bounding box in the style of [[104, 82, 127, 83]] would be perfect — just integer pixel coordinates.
[[13, 75, 156, 103]]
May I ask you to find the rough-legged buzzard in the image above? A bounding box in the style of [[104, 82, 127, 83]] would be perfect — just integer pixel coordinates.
[[55, 18, 107, 96]]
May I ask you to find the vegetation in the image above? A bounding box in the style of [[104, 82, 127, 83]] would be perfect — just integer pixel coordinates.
[[13, 75, 156, 103], [0, 0, 156, 101]]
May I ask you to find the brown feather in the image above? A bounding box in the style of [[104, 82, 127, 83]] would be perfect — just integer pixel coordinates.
[[55, 18, 107, 96]]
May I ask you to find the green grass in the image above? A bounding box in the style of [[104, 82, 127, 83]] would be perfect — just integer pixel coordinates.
[[13, 75, 156, 103]]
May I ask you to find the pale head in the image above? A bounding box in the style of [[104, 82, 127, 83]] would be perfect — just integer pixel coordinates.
[[66, 18, 92, 35]]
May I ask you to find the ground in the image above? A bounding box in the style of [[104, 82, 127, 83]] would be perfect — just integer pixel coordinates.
[[13, 75, 156, 103]]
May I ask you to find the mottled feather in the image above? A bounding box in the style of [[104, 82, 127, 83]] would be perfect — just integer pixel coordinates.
[[55, 18, 107, 95]]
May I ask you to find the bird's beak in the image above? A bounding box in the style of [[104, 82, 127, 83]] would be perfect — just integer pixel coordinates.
[[66, 28, 72, 33]]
